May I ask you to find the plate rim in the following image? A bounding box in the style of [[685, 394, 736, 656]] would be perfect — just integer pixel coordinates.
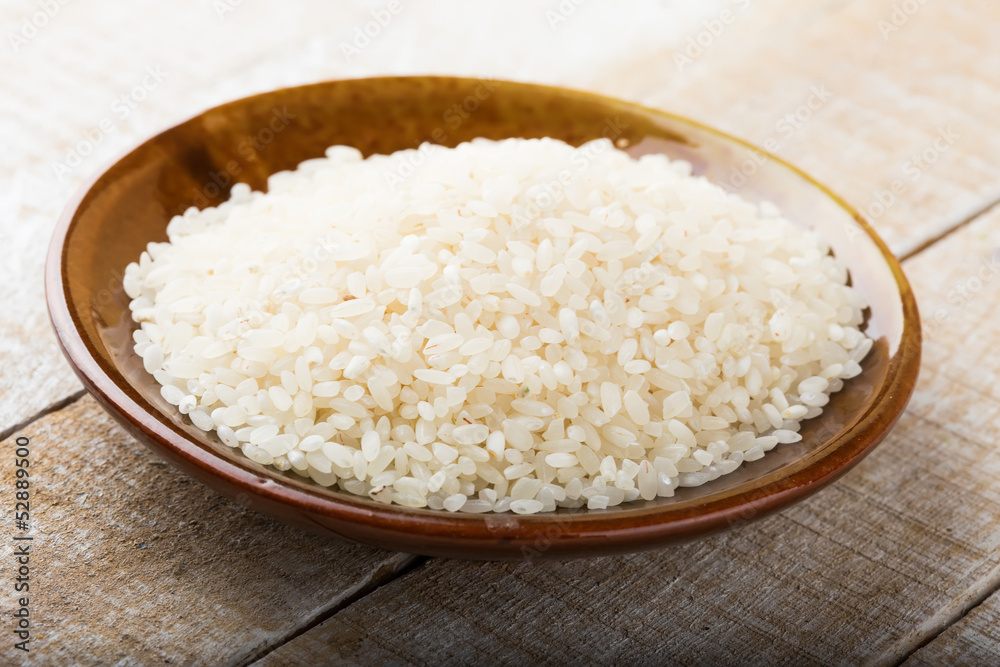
[[44, 75, 922, 557]]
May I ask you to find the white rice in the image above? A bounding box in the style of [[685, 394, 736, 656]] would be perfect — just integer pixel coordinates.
[[124, 137, 872, 514]]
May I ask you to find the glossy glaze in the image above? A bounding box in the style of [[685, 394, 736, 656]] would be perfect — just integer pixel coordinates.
[[46, 77, 920, 559]]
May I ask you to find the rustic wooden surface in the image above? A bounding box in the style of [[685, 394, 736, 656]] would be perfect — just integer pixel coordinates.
[[2, 0, 999, 664], [1, 397, 417, 665], [906, 593, 1000, 666]]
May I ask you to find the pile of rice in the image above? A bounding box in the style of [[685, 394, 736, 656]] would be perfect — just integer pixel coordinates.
[[124, 137, 871, 515]]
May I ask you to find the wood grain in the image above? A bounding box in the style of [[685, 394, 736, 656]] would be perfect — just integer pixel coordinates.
[[905, 593, 1000, 666], [253, 210, 1000, 665], [0, 395, 415, 665]]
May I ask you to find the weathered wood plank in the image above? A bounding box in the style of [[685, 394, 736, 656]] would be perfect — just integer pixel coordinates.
[[0, 395, 415, 665], [599, 0, 1000, 257], [253, 210, 1000, 665], [905, 593, 1000, 666]]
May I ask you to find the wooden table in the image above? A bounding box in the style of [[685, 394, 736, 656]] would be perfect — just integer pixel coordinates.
[[3, 0, 1000, 663]]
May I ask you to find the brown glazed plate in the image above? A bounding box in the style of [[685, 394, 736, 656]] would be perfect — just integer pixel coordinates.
[[46, 76, 921, 560]]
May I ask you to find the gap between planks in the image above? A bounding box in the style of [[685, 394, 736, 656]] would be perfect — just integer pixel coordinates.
[[0, 388, 86, 443], [242, 555, 430, 666], [897, 193, 1000, 262], [890, 562, 1000, 666]]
